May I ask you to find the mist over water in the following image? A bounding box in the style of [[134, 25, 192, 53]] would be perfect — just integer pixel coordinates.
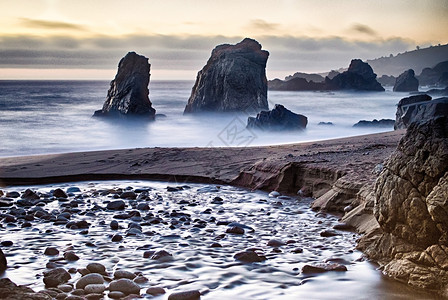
[[0, 80, 405, 157]]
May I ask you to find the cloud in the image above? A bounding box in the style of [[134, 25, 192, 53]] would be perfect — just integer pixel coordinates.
[[20, 18, 87, 31], [350, 23, 377, 36], [247, 19, 280, 33], [0, 33, 415, 76]]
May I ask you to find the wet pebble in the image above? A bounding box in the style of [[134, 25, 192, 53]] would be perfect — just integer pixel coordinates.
[[114, 270, 136, 280], [107, 200, 126, 210], [267, 239, 285, 247], [146, 286, 166, 296], [63, 251, 79, 261], [226, 226, 244, 235], [301, 263, 347, 274], [86, 263, 106, 275], [168, 290, 201, 300], [150, 250, 173, 261], [108, 278, 140, 295], [320, 230, 339, 237], [111, 234, 123, 242], [43, 268, 71, 287], [84, 283, 106, 294], [44, 247, 59, 256], [76, 273, 104, 289], [234, 250, 267, 263]]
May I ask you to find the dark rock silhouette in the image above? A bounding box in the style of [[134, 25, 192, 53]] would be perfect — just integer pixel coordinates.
[[184, 38, 269, 113], [395, 94, 448, 129], [325, 59, 385, 91], [393, 69, 419, 92], [377, 75, 396, 86], [247, 104, 307, 131], [94, 52, 156, 119], [268, 77, 324, 91], [353, 119, 395, 128], [285, 72, 325, 82], [363, 115, 448, 292], [270, 59, 384, 91], [418, 60, 448, 86]]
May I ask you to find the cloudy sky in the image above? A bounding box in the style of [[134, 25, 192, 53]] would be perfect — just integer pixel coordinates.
[[1, 0, 447, 80]]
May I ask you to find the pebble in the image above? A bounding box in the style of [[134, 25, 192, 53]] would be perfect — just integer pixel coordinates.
[[267, 239, 285, 247], [112, 234, 123, 242], [226, 226, 244, 235], [64, 251, 79, 261], [57, 284, 73, 293], [44, 247, 59, 256], [53, 189, 68, 198], [108, 278, 140, 295], [110, 220, 119, 230], [234, 251, 267, 263], [107, 200, 126, 210], [84, 283, 106, 294], [85, 293, 104, 300], [43, 268, 71, 287], [108, 291, 126, 299], [86, 263, 106, 274], [76, 273, 105, 289], [168, 290, 201, 300], [268, 191, 280, 198], [320, 230, 339, 237], [146, 286, 166, 296], [114, 270, 136, 280], [301, 263, 347, 274], [150, 250, 173, 261]]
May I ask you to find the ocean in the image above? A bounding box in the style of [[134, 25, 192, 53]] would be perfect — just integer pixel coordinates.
[[0, 80, 406, 157]]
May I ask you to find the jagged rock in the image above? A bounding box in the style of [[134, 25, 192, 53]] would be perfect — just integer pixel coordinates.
[[94, 52, 155, 119], [418, 61, 448, 86], [247, 104, 307, 131], [353, 119, 395, 128], [368, 115, 448, 292], [325, 59, 385, 91], [394, 94, 448, 129], [0, 248, 6, 272], [393, 69, 419, 92], [184, 38, 269, 113]]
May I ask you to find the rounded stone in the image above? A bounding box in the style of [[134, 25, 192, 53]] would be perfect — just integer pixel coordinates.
[[114, 270, 136, 280], [108, 291, 125, 299], [146, 286, 166, 296], [84, 283, 106, 294], [108, 278, 140, 295], [44, 247, 59, 256], [76, 273, 104, 290], [86, 263, 106, 274], [43, 268, 71, 287], [168, 290, 201, 300], [64, 251, 79, 261]]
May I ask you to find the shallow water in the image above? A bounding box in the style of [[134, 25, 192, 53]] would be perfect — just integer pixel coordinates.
[[0, 80, 410, 157], [0, 181, 439, 299]]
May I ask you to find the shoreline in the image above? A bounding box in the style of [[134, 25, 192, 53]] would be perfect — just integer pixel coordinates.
[[0, 130, 404, 190]]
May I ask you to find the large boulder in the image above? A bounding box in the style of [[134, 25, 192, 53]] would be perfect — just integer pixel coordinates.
[[184, 38, 269, 113], [368, 115, 448, 292], [393, 69, 419, 92], [325, 59, 385, 91], [394, 94, 448, 129], [247, 104, 307, 131], [94, 52, 156, 119]]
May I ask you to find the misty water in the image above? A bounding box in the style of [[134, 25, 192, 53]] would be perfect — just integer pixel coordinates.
[[0, 181, 439, 299], [0, 80, 409, 157]]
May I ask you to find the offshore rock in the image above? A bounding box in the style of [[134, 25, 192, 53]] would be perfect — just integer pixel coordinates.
[[184, 38, 269, 113], [393, 69, 419, 92], [325, 59, 385, 91], [363, 116, 448, 293], [352, 119, 395, 128], [247, 104, 307, 131], [394, 94, 448, 129], [94, 52, 156, 119]]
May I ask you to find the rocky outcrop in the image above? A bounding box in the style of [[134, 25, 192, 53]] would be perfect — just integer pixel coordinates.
[[247, 104, 307, 131], [285, 72, 325, 82], [268, 77, 324, 91], [325, 59, 385, 91], [394, 94, 448, 129], [0, 278, 51, 300], [353, 119, 395, 128], [94, 52, 156, 119], [359, 116, 448, 294], [184, 38, 269, 113], [393, 69, 419, 92], [377, 75, 396, 86], [418, 60, 448, 86]]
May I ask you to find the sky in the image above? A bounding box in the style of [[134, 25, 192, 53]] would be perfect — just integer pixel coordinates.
[[0, 0, 447, 80]]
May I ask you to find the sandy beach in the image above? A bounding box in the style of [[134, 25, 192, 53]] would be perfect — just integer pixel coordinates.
[[0, 130, 405, 192]]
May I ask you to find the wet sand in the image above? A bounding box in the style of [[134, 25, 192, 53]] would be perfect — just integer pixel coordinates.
[[0, 130, 405, 190]]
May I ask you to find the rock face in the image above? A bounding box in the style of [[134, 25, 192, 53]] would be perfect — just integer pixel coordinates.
[[184, 38, 269, 113], [394, 94, 448, 129], [0, 248, 6, 272], [418, 60, 448, 86], [393, 69, 419, 92], [247, 104, 307, 131], [94, 52, 156, 119], [325, 59, 384, 91], [363, 115, 448, 293]]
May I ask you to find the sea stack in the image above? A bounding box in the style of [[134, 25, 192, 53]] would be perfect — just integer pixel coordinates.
[[325, 59, 385, 91], [94, 52, 156, 119], [393, 69, 419, 92], [184, 38, 269, 113], [247, 104, 307, 131]]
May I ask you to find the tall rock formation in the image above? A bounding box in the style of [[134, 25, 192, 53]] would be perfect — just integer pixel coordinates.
[[393, 69, 419, 92], [362, 115, 448, 293], [325, 59, 385, 91], [94, 52, 156, 119], [184, 38, 269, 113]]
